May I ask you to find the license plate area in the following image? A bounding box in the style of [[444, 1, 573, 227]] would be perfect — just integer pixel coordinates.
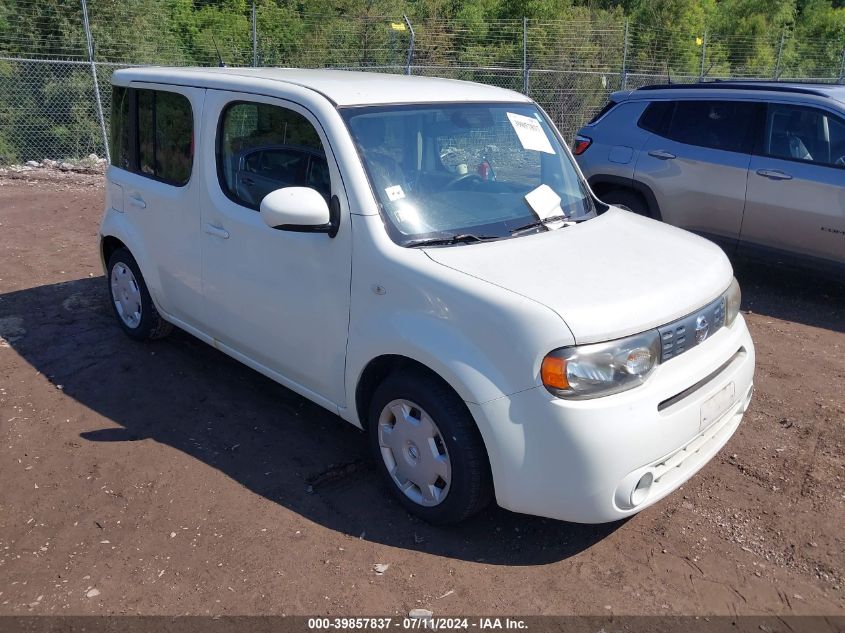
[[700, 382, 736, 430]]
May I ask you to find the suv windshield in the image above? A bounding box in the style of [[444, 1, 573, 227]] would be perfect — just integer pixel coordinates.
[[342, 103, 595, 245]]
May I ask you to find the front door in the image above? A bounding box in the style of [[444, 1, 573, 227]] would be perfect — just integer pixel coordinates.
[[198, 90, 352, 409], [741, 102, 845, 268]]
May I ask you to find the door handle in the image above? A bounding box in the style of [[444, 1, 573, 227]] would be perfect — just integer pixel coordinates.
[[648, 149, 676, 160], [128, 194, 147, 209], [204, 223, 230, 239], [756, 169, 793, 181]]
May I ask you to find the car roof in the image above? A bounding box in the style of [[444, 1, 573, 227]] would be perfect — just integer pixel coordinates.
[[610, 81, 845, 106], [112, 67, 532, 107]]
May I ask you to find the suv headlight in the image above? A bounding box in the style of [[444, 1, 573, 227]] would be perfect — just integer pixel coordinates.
[[541, 330, 661, 400], [724, 277, 741, 327]]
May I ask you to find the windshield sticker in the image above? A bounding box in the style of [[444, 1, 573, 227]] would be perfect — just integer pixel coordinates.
[[524, 184, 564, 226], [507, 112, 556, 154], [385, 185, 405, 201]]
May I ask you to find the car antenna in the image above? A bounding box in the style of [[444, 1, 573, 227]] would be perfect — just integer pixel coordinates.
[[700, 61, 716, 82], [666, 63, 672, 84], [211, 35, 227, 67]]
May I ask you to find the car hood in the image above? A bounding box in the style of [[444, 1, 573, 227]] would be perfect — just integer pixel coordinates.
[[423, 208, 733, 344]]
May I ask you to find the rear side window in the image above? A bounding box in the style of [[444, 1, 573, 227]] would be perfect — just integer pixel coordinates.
[[638, 101, 673, 135], [109, 86, 194, 186], [665, 100, 757, 154], [217, 101, 331, 210]]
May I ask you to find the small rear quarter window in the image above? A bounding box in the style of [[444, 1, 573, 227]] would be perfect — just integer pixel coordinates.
[[110, 86, 130, 170], [587, 100, 617, 125], [638, 101, 673, 135]]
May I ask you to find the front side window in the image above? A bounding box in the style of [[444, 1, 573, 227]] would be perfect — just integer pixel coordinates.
[[665, 100, 757, 154], [217, 101, 331, 210], [342, 103, 595, 245], [761, 103, 845, 168]]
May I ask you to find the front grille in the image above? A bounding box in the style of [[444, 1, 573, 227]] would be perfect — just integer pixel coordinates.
[[658, 295, 726, 362]]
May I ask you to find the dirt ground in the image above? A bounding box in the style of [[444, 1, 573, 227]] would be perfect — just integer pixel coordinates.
[[0, 171, 843, 617]]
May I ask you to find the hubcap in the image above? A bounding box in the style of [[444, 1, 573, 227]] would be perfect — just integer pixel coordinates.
[[378, 399, 451, 507], [110, 262, 142, 329]]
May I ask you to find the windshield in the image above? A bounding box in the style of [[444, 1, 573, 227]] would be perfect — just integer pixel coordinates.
[[342, 102, 596, 245]]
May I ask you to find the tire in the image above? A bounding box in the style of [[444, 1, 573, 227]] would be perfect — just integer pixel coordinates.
[[368, 367, 492, 524], [601, 188, 653, 218], [107, 247, 173, 342]]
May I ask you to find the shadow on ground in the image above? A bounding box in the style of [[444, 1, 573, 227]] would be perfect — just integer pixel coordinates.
[[734, 258, 845, 333], [1, 276, 623, 566]]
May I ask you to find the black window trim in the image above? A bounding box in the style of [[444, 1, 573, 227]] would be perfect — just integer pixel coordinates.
[[752, 101, 845, 172], [110, 85, 194, 188]]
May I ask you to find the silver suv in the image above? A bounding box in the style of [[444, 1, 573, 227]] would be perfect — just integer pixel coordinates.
[[574, 82, 845, 275]]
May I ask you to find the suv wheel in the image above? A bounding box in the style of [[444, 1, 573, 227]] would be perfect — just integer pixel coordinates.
[[107, 247, 173, 341], [368, 368, 492, 524], [601, 188, 652, 218]]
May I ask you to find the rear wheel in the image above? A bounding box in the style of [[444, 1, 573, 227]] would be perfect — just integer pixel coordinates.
[[368, 368, 492, 524], [107, 248, 173, 342], [601, 188, 653, 218]]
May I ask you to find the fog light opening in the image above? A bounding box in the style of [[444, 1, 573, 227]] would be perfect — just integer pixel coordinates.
[[630, 472, 654, 507]]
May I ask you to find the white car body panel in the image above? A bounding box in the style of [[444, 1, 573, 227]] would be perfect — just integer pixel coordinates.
[[472, 316, 754, 522], [424, 208, 734, 344], [102, 83, 207, 324], [341, 214, 575, 416], [99, 67, 755, 523], [197, 89, 353, 406], [110, 67, 533, 108]]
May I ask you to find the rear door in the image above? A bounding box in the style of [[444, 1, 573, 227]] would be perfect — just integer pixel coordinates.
[[634, 99, 759, 251], [108, 84, 205, 324], [741, 102, 845, 268]]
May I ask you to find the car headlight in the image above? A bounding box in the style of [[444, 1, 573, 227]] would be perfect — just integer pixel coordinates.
[[541, 330, 661, 399], [724, 277, 741, 327]]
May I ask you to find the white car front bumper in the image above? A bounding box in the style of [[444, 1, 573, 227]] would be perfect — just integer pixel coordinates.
[[468, 315, 755, 523]]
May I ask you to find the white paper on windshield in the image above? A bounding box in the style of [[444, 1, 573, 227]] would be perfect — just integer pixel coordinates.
[[507, 112, 556, 154], [524, 184, 563, 222], [385, 185, 405, 201]]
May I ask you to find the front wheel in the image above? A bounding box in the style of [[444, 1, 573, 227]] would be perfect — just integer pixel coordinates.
[[368, 368, 492, 524]]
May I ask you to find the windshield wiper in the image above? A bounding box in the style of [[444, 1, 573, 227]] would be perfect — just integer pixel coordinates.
[[510, 214, 578, 236], [405, 233, 500, 248]]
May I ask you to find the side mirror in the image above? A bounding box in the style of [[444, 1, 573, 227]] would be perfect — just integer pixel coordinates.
[[260, 187, 339, 237]]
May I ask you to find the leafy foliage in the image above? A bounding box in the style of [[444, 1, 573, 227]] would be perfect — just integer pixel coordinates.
[[0, 0, 844, 162]]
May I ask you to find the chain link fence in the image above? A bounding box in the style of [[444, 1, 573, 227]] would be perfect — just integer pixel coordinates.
[[1, 0, 844, 165]]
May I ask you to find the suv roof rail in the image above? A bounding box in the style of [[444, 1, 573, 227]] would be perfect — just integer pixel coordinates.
[[634, 81, 834, 98]]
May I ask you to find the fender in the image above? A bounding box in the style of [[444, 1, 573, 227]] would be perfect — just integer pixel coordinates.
[[99, 209, 167, 313], [587, 174, 664, 221], [343, 312, 518, 428], [342, 214, 576, 429]]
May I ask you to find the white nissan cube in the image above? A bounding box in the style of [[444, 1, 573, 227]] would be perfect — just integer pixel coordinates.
[[100, 67, 754, 524]]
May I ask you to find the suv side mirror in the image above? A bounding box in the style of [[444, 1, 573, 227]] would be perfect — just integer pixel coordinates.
[[260, 187, 339, 238]]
